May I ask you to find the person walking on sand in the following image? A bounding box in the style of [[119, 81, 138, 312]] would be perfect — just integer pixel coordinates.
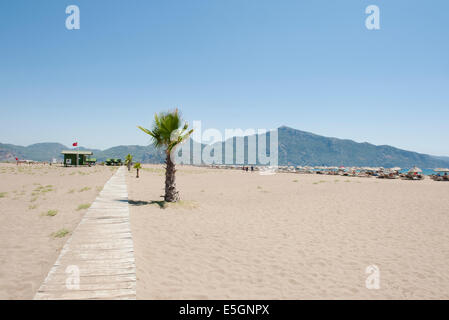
[[251, 166, 254, 172]]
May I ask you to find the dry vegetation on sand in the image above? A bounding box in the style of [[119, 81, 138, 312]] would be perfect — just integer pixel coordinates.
[[0, 163, 116, 299]]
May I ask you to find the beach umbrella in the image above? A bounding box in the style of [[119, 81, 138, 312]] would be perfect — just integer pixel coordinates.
[[391, 167, 401, 171], [408, 167, 422, 173]]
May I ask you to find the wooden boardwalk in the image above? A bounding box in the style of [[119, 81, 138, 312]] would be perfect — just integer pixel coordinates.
[[34, 167, 136, 299]]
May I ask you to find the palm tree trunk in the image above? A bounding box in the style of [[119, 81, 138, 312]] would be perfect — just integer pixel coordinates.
[[164, 151, 179, 202], [136, 168, 139, 178], [127, 163, 131, 171]]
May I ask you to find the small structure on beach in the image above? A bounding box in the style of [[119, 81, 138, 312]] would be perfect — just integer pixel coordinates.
[[61, 150, 93, 166], [403, 166, 424, 180], [408, 167, 422, 174], [432, 168, 449, 181], [86, 157, 97, 165], [105, 158, 122, 166]]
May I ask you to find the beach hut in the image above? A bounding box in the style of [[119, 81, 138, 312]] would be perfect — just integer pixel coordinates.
[[61, 150, 93, 167]]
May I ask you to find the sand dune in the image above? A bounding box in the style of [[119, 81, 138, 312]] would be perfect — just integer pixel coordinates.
[[128, 165, 449, 299]]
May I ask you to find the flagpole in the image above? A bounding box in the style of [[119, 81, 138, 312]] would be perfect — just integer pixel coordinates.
[[75, 140, 79, 167]]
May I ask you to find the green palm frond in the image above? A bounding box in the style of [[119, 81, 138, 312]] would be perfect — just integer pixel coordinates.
[[138, 109, 193, 152], [124, 154, 133, 164], [133, 162, 142, 169]]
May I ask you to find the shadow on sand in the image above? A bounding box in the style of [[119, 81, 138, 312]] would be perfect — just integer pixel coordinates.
[[126, 199, 167, 209]]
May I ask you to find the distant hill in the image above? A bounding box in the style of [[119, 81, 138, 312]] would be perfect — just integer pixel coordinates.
[[276, 126, 449, 168], [1, 126, 449, 168], [0, 142, 164, 163], [0, 143, 67, 162]]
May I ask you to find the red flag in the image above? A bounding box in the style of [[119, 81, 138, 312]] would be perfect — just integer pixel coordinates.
[[15, 157, 18, 161], [73, 142, 78, 147]]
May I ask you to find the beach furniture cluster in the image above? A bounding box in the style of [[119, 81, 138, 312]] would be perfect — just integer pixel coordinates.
[[105, 158, 122, 166], [430, 168, 449, 181], [198, 164, 449, 181]]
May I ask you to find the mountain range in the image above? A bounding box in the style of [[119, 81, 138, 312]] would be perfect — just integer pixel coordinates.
[[1, 126, 449, 168]]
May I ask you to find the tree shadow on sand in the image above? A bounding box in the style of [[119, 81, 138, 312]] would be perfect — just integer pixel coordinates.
[[127, 199, 167, 209]]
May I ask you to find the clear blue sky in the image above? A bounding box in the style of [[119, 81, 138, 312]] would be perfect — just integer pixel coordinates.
[[1, 0, 448, 155]]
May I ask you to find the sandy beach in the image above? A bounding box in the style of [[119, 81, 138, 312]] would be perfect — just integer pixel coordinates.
[[2, 163, 449, 299], [0, 164, 116, 299], [127, 165, 449, 299]]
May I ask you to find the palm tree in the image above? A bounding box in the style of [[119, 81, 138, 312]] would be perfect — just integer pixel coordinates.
[[133, 162, 141, 178], [138, 109, 193, 202], [124, 154, 133, 171]]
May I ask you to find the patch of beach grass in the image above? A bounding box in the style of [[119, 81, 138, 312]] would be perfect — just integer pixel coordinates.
[[41, 187, 54, 193], [293, 179, 298, 182], [52, 229, 70, 238], [0, 192, 7, 198], [76, 203, 90, 211], [45, 210, 58, 217], [28, 204, 38, 210], [78, 187, 91, 192], [32, 185, 54, 194], [67, 189, 75, 194]]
